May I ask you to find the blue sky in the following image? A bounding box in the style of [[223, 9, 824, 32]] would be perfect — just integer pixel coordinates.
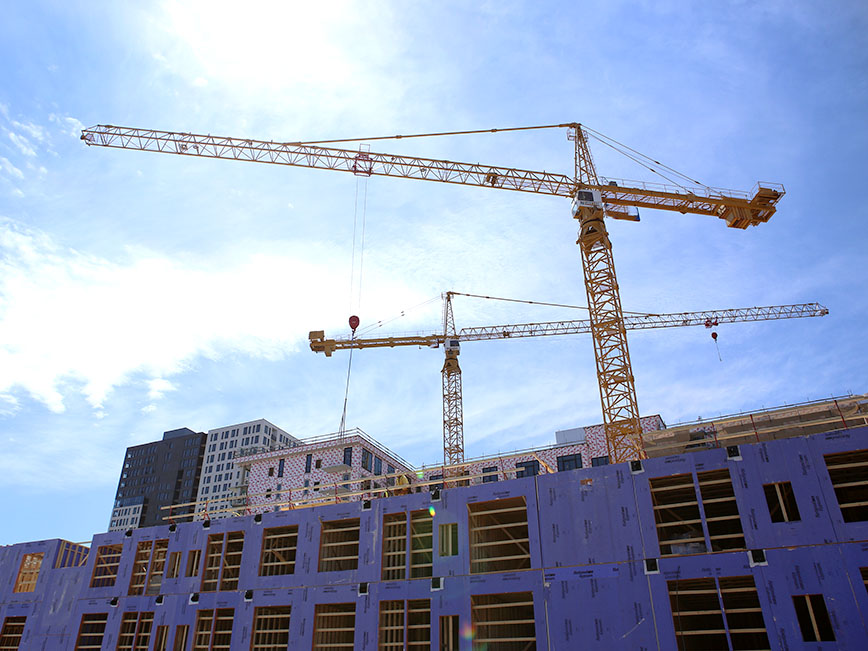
[[1, 1, 866, 544]]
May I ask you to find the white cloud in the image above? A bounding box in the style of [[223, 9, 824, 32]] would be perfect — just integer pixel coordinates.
[[11, 189, 24, 198], [141, 404, 157, 414], [0, 393, 19, 416], [192, 76, 208, 87], [0, 157, 24, 179], [12, 120, 47, 142], [147, 378, 176, 400], [0, 218, 426, 412], [48, 114, 85, 138], [7, 131, 36, 157]]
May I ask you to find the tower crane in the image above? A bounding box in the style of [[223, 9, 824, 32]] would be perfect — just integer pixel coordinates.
[[81, 122, 785, 463], [309, 296, 827, 466]]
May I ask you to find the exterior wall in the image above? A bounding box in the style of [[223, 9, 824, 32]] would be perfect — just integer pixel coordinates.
[[109, 428, 206, 531], [241, 431, 414, 513], [4, 426, 868, 649], [194, 419, 298, 520]]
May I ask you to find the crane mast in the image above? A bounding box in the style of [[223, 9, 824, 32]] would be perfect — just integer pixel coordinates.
[[441, 293, 463, 469], [81, 122, 787, 465]]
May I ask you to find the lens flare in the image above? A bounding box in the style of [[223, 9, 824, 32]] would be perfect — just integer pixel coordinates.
[[428, 506, 436, 517]]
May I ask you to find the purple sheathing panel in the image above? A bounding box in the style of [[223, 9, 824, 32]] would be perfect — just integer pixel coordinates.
[[544, 561, 656, 650], [839, 542, 868, 629], [535, 464, 644, 567], [758, 545, 868, 649], [807, 426, 868, 542], [739, 436, 838, 549]]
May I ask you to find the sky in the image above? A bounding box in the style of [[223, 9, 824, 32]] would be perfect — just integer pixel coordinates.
[[1, 1, 866, 545]]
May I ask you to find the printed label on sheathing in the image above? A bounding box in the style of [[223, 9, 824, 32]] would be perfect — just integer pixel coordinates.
[[544, 572, 557, 583], [217, 599, 228, 607], [813, 561, 825, 582], [382, 582, 400, 590], [620, 505, 630, 526], [502, 574, 520, 582], [564, 617, 573, 642], [664, 456, 687, 464], [493, 491, 511, 499], [748, 508, 758, 531], [469, 576, 485, 584], [594, 617, 604, 641], [799, 454, 810, 476], [551, 523, 560, 543], [791, 565, 805, 591], [323, 586, 337, 593], [263, 590, 275, 596], [663, 569, 682, 579]]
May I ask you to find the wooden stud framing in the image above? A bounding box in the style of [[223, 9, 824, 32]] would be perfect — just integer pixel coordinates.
[[250, 606, 291, 651], [318, 518, 360, 572], [470, 592, 536, 650], [468, 497, 531, 574], [166, 551, 182, 579], [74, 613, 108, 651], [792, 594, 835, 642], [381, 513, 407, 580], [13, 553, 43, 593], [192, 608, 234, 651], [200, 532, 244, 592], [220, 532, 244, 590], [129, 540, 169, 596], [861, 567, 868, 594], [719, 576, 771, 650], [90, 545, 123, 588], [259, 526, 298, 577], [378, 600, 404, 650], [172, 625, 189, 651], [410, 510, 433, 578], [54, 541, 89, 569], [650, 474, 707, 556], [0, 616, 26, 651], [312, 603, 356, 651], [439, 616, 459, 651], [407, 599, 432, 650], [201, 535, 223, 592], [116, 611, 155, 651], [697, 470, 745, 552], [824, 449, 868, 522], [186, 549, 201, 578], [762, 481, 801, 523], [154, 625, 169, 651]]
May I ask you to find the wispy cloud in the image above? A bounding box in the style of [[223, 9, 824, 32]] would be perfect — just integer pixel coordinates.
[[0, 157, 24, 180], [7, 132, 36, 157]]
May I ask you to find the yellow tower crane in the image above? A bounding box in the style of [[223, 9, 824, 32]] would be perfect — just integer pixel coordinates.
[[310, 296, 827, 467], [81, 122, 785, 464]]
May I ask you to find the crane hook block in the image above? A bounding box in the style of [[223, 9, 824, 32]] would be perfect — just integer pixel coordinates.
[[349, 315, 360, 334]]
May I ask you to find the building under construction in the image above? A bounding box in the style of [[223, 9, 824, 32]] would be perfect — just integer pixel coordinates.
[[2, 394, 867, 650]]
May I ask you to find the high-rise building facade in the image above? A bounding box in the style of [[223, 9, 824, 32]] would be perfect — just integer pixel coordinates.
[[194, 418, 298, 519], [108, 427, 206, 531]]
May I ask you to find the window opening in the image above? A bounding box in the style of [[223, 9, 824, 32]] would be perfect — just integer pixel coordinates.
[[378, 600, 404, 650], [186, 549, 201, 577], [74, 613, 108, 651], [650, 474, 705, 556], [0, 616, 26, 650], [439, 523, 459, 556], [407, 599, 432, 650], [116, 611, 154, 651], [470, 592, 536, 650], [440, 615, 459, 651], [192, 609, 233, 651], [154, 626, 169, 651], [482, 466, 498, 483], [824, 449, 868, 522], [319, 518, 361, 572], [793, 594, 835, 642], [698, 469, 745, 552], [90, 544, 123, 588], [591, 456, 609, 467], [251, 606, 291, 651], [200, 532, 244, 592], [172, 625, 189, 651], [312, 603, 355, 651], [515, 460, 539, 478], [382, 513, 407, 580], [343, 447, 353, 466], [410, 509, 434, 578], [128, 539, 169, 596], [556, 453, 582, 472], [166, 551, 182, 579], [13, 552, 43, 593], [762, 482, 801, 523], [259, 526, 298, 576], [468, 497, 531, 574]]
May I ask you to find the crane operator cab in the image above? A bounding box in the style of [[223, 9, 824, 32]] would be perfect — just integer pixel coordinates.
[[572, 189, 604, 216], [444, 338, 461, 354]]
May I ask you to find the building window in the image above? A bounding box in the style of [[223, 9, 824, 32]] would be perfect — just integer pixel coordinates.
[[439, 523, 459, 556], [343, 447, 353, 466], [557, 453, 582, 472], [278, 459, 285, 478], [13, 552, 44, 593], [193, 609, 234, 649], [824, 449, 868, 522], [251, 606, 291, 650], [90, 544, 123, 588], [185, 549, 201, 577], [315, 458, 322, 470], [318, 519, 360, 572], [268, 467, 274, 477], [74, 613, 108, 650], [440, 615, 459, 651], [793, 594, 835, 641], [429, 473, 443, 491], [361, 449, 373, 472], [259, 526, 298, 576], [116, 611, 154, 651], [312, 604, 355, 651], [591, 456, 609, 467], [305, 454, 312, 473], [668, 576, 770, 649], [468, 497, 530, 573], [482, 466, 498, 483], [128, 539, 169, 596], [166, 551, 182, 579], [374, 457, 383, 475], [515, 460, 539, 478], [379, 600, 430, 649], [763, 481, 801, 522], [471, 593, 535, 648], [0, 616, 26, 650], [201, 532, 244, 592]]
